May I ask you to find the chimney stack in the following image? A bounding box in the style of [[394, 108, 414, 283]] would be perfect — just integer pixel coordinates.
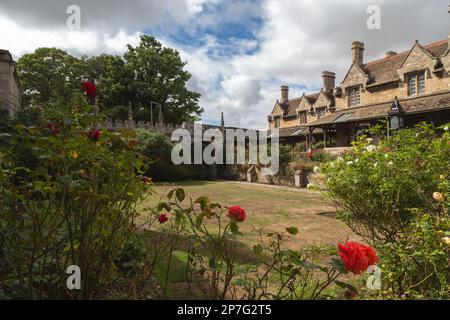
[[280, 85, 289, 103], [322, 71, 336, 94], [352, 41, 365, 65]]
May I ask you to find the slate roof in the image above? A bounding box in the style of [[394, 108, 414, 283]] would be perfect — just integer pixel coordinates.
[[363, 40, 448, 86], [308, 90, 450, 126], [269, 125, 323, 138]]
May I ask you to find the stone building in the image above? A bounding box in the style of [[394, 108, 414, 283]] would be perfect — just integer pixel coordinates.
[[0, 49, 21, 118], [268, 37, 450, 149]]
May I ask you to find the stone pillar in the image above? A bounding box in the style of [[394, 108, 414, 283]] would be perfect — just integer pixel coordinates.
[[294, 170, 302, 188]]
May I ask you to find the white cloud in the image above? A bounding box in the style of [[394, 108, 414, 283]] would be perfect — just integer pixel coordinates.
[[1, 0, 450, 129]]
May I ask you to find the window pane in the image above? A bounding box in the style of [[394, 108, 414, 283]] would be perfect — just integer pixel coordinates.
[[349, 87, 360, 106], [418, 73, 425, 94], [409, 77, 417, 95]]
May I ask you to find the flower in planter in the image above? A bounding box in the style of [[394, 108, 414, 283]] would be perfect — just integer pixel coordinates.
[[433, 192, 445, 202], [88, 128, 100, 141], [227, 205, 246, 222], [338, 241, 378, 275], [158, 213, 169, 224]]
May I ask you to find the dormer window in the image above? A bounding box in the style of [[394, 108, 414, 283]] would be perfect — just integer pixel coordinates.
[[408, 72, 425, 96], [316, 107, 327, 119], [299, 111, 307, 124], [274, 116, 281, 128], [348, 86, 361, 107]]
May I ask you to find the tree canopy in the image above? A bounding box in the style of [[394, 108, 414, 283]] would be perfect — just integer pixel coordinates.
[[16, 35, 203, 124]]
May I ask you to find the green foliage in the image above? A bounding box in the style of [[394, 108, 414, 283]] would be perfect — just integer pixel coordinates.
[[16, 36, 203, 124], [0, 100, 150, 299], [136, 130, 208, 181], [17, 48, 88, 108], [123, 35, 203, 124], [108, 105, 129, 121], [322, 123, 450, 299]]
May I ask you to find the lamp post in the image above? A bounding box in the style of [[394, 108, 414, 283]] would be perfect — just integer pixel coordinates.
[[388, 96, 405, 132]]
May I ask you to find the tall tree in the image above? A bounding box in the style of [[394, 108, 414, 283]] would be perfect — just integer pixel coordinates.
[[123, 35, 203, 124], [16, 48, 88, 108]]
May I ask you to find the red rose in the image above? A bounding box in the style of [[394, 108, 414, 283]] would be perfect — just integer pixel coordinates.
[[227, 205, 246, 222], [158, 214, 168, 224], [47, 123, 60, 135], [88, 128, 100, 141], [82, 81, 97, 99], [306, 148, 314, 159], [338, 241, 378, 275]]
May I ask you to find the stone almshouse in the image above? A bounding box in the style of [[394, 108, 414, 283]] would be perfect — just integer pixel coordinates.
[[0, 49, 21, 118], [268, 38, 450, 149]]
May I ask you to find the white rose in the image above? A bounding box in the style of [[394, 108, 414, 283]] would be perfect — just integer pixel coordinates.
[[307, 183, 315, 190], [388, 161, 394, 166], [365, 145, 377, 152], [444, 126, 449, 132], [367, 138, 373, 143], [347, 161, 354, 165], [374, 162, 378, 168], [313, 166, 322, 175]]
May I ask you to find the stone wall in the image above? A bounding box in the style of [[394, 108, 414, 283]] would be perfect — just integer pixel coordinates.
[[224, 163, 317, 189], [0, 50, 20, 118]]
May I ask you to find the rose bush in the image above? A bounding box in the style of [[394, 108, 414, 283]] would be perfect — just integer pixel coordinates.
[[0, 94, 150, 299], [322, 123, 450, 299]]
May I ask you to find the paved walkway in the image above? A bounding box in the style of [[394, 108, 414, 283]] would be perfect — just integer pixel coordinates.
[[213, 179, 321, 193]]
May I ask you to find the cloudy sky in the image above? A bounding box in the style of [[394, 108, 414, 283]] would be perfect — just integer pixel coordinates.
[[1, 0, 449, 128]]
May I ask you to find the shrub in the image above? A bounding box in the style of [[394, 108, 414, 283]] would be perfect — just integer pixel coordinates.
[[322, 123, 450, 298], [108, 105, 129, 121], [0, 100, 150, 299], [136, 130, 209, 181]]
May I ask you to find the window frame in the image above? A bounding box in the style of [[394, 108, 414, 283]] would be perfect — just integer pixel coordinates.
[[348, 86, 361, 107], [407, 71, 425, 96], [274, 116, 281, 128], [298, 111, 307, 124], [316, 107, 327, 119]]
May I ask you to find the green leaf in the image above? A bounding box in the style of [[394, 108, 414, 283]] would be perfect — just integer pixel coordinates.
[[286, 227, 299, 235], [330, 258, 347, 274], [334, 280, 358, 293], [195, 196, 209, 211], [167, 189, 175, 199], [196, 213, 205, 228], [157, 202, 171, 212], [230, 222, 240, 235], [175, 188, 185, 202], [208, 257, 217, 270]]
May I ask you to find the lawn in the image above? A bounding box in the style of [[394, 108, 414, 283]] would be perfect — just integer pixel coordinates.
[[138, 180, 361, 299], [142, 180, 359, 248]]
